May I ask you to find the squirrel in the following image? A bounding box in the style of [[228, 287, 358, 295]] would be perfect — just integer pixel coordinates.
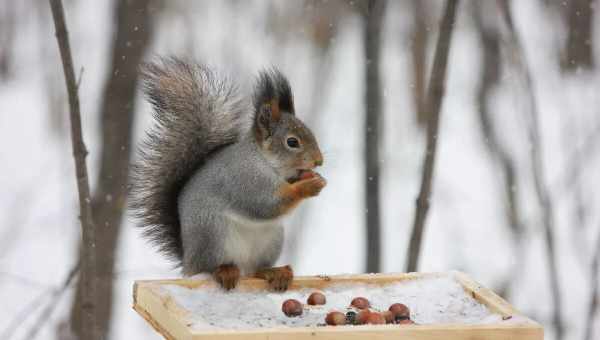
[[130, 57, 326, 291]]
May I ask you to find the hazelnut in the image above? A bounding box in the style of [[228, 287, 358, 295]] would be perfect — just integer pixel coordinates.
[[382, 310, 395, 324], [282, 299, 303, 317], [307, 292, 326, 305], [389, 303, 410, 319], [325, 311, 346, 326], [351, 297, 371, 309], [356, 310, 371, 325], [299, 170, 316, 180], [365, 312, 386, 325], [397, 318, 415, 325]]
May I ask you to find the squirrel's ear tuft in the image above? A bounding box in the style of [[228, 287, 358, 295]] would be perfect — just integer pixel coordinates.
[[255, 99, 279, 141], [253, 67, 295, 116]]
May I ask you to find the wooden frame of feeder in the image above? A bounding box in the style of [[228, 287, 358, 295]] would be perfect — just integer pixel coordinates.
[[133, 272, 543, 340]]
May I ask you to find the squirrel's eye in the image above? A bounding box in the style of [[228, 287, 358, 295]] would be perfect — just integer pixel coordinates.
[[286, 137, 300, 148]]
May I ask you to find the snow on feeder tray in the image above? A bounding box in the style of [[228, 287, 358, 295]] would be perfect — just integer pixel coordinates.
[[132, 271, 543, 340]]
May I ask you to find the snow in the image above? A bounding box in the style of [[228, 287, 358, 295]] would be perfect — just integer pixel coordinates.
[[0, 1, 599, 339], [160, 274, 520, 330]]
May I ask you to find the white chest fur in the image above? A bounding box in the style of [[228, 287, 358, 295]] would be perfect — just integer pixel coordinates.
[[222, 210, 283, 275]]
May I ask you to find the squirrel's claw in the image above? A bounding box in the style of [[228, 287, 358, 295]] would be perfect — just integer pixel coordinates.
[[255, 265, 294, 292], [214, 264, 240, 290]]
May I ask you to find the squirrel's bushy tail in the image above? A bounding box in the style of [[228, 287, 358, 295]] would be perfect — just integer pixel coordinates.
[[130, 57, 246, 263]]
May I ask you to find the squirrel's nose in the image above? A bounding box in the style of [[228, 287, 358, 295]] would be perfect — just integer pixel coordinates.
[[314, 154, 323, 167]]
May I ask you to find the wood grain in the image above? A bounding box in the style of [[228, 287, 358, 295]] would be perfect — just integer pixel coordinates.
[[133, 272, 543, 340]]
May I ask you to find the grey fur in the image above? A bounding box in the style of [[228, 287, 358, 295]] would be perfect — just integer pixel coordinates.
[[131, 57, 322, 276], [179, 134, 286, 274], [130, 57, 247, 262]]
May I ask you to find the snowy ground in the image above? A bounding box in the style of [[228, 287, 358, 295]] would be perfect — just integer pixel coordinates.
[[1, 1, 599, 339], [161, 274, 506, 330]]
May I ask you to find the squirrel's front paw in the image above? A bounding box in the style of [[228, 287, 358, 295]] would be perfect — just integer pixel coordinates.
[[255, 265, 294, 292], [295, 174, 327, 197], [214, 264, 240, 290]]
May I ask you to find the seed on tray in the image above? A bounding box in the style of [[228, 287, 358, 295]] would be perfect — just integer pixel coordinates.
[[350, 297, 371, 309], [397, 318, 415, 325], [389, 303, 410, 319], [325, 311, 346, 326], [282, 299, 303, 317], [307, 292, 326, 305], [356, 309, 371, 325], [395, 315, 410, 323], [365, 312, 386, 325], [382, 310, 395, 324], [345, 311, 357, 325]]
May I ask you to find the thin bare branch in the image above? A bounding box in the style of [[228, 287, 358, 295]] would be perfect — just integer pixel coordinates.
[[405, 0, 459, 273], [473, 1, 526, 299], [559, 120, 600, 268], [497, 1, 564, 339], [76, 66, 84, 90], [23, 263, 80, 340], [48, 0, 97, 339], [1, 290, 50, 339], [0, 271, 52, 290], [555, 122, 600, 194], [584, 230, 600, 340]]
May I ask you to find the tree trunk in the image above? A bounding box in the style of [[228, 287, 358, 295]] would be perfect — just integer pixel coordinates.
[[363, 0, 385, 273], [48, 0, 98, 338], [561, 0, 594, 72], [0, 2, 16, 79], [405, 0, 459, 273], [410, 0, 429, 128], [68, 0, 154, 338]]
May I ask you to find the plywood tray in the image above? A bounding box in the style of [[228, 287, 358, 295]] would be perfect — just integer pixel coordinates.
[[133, 272, 543, 340]]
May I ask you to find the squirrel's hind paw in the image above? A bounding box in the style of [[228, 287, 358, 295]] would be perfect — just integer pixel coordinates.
[[214, 264, 240, 290], [255, 265, 294, 292]]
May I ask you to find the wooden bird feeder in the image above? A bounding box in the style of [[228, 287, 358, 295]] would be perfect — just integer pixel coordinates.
[[133, 272, 543, 340]]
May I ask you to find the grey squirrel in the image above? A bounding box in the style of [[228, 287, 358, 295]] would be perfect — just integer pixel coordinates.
[[130, 57, 326, 291]]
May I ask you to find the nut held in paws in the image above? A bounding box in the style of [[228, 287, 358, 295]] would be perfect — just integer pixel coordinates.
[[299, 170, 316, 180]]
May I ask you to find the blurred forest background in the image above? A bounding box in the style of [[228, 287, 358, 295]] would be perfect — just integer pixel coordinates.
[[1, 0, 599, 339]]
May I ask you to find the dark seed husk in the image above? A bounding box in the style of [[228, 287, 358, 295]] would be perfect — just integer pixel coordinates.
[[345, 311, 357, 325], [394, 315, 410, 323]]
